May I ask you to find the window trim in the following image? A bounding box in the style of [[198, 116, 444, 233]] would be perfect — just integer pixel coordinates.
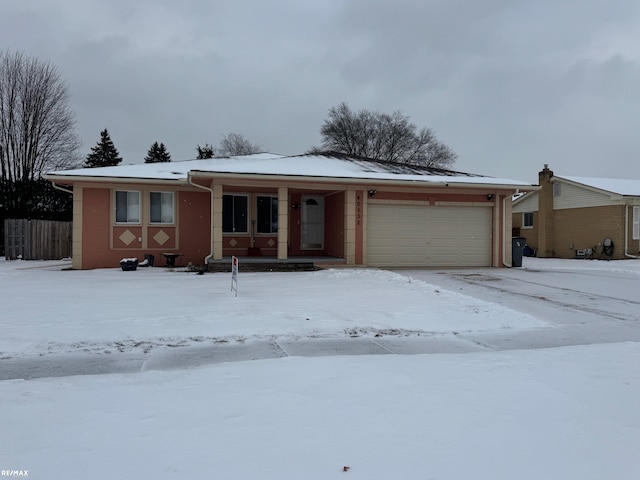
[[149, 191, 175, 225], [633, 206, 639, 240], [222, 194, 249, 234], [522, 212, 534, 229], [115, 190, 141, 224]]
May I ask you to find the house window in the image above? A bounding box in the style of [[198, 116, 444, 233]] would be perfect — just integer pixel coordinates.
[[150, 192, 174, 224], [523, 212, 534, 228], [115, 191, 140, 223], [633, 206, 639, 240], [222, 195, 248, 233], [257, 196, 278, 234], [553, 182, 561, 197]]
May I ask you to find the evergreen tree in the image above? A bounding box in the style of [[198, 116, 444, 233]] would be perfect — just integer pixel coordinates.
[[195, 134, 261, 159], [196, 143, 215, 159], [145, 141, 172, 163], [84, 129, 122, 168]]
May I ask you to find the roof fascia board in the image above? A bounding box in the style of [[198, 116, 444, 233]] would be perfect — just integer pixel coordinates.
[[187, 171, 534, 191], [43, 174, 187, 186]]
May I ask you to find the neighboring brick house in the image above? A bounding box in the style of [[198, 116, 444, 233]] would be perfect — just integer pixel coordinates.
[[513, 165, 640, 259], [45, 152, 535, 270]]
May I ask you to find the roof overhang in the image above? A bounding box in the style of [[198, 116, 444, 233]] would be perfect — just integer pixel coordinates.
[[187, 170, 536, 191], [43, 174, 188, 187], [43, 169, 537, 193]]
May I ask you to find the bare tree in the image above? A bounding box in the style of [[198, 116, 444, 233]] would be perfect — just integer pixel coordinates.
[[217, 132, 262, 157], [0, 51, 80, 182], [318, 102, 457, 168]]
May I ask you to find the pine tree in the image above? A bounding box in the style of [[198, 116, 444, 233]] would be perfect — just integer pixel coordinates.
[[196, 143, 215, 159], [145, 141, 172, 163], [84, 129, 123, 168]]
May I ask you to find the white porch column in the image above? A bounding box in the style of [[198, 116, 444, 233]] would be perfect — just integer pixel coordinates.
[[212, 183, 223, 260], [345, 189, 356, 265], [277, 187, 288, 260]]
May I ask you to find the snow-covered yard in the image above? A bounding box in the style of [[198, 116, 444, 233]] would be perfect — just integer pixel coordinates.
[[1, 258, 639, 479], [0, 260, 547, 357]]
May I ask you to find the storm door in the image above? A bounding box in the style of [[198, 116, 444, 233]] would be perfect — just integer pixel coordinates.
[[301, 196, 324, 249]]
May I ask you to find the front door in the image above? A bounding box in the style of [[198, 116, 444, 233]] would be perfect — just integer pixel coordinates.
[[301, 195, 324, 249]]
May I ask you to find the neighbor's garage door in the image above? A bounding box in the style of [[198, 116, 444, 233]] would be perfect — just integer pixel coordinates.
[[367, 204, 492, 267]]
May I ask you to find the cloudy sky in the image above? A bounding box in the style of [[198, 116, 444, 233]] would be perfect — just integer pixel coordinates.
[[2, 0, 639, 182]]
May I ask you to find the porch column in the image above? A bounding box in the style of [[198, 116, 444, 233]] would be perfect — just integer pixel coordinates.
[[212, 183, 223, 260], [492, 194, 500, 267], [72, 185, 83, 270], [502, 194, 513, 267], [278, 187, 288, 260], [345, 189, 356, 265]]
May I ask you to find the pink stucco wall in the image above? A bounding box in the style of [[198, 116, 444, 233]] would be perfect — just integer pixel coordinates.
[[79, 187, 210, 269]]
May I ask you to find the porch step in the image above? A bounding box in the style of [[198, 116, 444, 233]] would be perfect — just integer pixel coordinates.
[[207, 261, 319, 273]]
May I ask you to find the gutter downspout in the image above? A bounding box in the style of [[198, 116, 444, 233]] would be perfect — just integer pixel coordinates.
[[503, 194, 512, 267], [625, 204, 639, 259], [51, 182, 73, 195], [187, 174, 215, 266]]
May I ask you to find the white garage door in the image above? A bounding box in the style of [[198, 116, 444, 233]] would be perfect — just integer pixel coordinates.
[[367, 204, 492, 267]]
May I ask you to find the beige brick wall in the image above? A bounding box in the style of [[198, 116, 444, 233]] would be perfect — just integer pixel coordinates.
[[537, 166, 555, 257], [552, 205, 626, 259]]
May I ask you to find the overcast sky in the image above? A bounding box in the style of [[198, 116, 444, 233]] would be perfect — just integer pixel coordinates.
[[2, 0, 639, 182]]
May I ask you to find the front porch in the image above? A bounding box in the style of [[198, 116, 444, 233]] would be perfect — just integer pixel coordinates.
[[206, 255, 346, 272]]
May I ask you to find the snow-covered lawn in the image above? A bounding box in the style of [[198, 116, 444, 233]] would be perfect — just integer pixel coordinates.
[[1, 260, 547, 357], [1, 258, 639, 479]]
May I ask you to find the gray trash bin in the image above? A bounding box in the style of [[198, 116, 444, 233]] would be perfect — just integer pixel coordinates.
[[512, 237, 526, 267]]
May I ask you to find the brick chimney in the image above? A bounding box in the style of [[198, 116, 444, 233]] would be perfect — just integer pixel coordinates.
[[537, 164, 554, 257]]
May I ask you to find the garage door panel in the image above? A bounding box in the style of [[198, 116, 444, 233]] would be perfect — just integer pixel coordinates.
[[367, 204, 491, 267]]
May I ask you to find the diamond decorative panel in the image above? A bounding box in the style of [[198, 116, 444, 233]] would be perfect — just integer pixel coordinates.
[[119, 230, 136, 246], [267, 239, 275, 247], [153, 230, 170, 246], [228, 238, 238, 247]]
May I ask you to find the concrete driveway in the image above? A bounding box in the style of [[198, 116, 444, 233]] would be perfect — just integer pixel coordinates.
[[396, 261, 640, 350]]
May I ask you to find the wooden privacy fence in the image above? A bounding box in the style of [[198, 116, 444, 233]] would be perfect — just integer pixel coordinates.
[[3, 219, 72, 260]]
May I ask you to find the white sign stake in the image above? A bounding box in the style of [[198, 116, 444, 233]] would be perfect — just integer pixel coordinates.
[[230, 256, 238, 297]]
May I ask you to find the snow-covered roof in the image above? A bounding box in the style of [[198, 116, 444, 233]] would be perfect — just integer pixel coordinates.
[[46, 153, 285, 182], [46, 152, 534, 188], [558, 175, 640, 197]]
